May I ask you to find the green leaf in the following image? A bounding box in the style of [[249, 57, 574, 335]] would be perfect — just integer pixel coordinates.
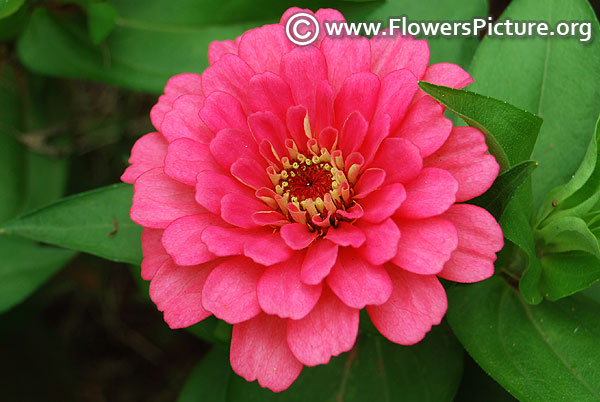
[[536, 216, 600, 258], [86, 2, 118, 44], [448, 276, 600, 402], [17, 0, 486, 93], [1, 183, 142, 264], [177, 347, 232, 402], [539, 115, 600, 225], [539, 252, 600, 301], [471, 160, 538, 220], [499, 188, 543, 304], [0, 235, 76, 313], [179, 327, 463, 402], [0, 0, 25, 19], [468, 0, 600, 206], [186, 316, 232, 346], [418, 82, 543, 172], [539, 116, 600, 217]]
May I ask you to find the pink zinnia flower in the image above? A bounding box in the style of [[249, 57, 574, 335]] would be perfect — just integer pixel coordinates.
[[122, 7, 503, 392]]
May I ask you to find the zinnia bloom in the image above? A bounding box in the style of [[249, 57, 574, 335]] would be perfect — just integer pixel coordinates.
[[122, 7, 503, 392]]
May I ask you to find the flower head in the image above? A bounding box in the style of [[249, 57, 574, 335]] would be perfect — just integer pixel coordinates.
[[122, 7, 503, 392]]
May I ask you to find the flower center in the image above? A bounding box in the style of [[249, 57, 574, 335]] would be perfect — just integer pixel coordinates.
[[280, 158, 333, 203]]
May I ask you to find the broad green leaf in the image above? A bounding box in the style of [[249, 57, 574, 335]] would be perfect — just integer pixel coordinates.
[[499, 188, 543, 304], [539, 116, 600, 222], [0, 0, 24, 19], [454, 356, 518, 402], [86, 2, 118, 44], [418, 82, 543, 172], [1, 183, 142, 264], [540, 252, 600, 301], [471, 160, 537, 220], [0, 235, 76, 313], [18, 0, 486, 93], [468, 0, 600, 206], [536, 216, 600, 258], [179, 327, 463, 402], [447, 276, 600, 402], [177, 347, 232, 402]]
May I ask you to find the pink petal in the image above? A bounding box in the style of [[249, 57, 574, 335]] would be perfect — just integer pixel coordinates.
[[199, 91, 248, 134], [248, 111, 287, 158], [373, 69, 418, 133], [243, 232, 294, 266], [425, 127, 500, 202], [355, 219, 400, 266], [151, 73, 203, 131], [210, 128, 262, 170], [395, 168, 457, 219], [131, 168, 204, 229], [339, 111, 368, 158], [367, 267, 447, 345], [286, 105, 311, 151], [201, 226, 247, 257], [252, 210, 289, 227], [353, 168, 386, 199], [238, 24, 294, 74], [208, 39, 238, 65], [370, 137, 423, 184], [230, 158, 271, 190], [360, 183, 406, 223], [324, 222, 366, 248], [257, 252, 322, 319], [360, 112, 391, 166], [287, 287, 359, 366], [370, 33, 429, 79], [315, 81, 335, 134], [280, 46, 328, 125], [161, 214, 220, 266], [280, 223, 318, 250], [418, 63, 473, 102], [220, 193, 271, 228], [334, 72, 380, 128], [149, 258, 218, 329], [201, 54, 253, 108], [301, 238, 339, 285], [202, 256, 264, 324], [121, 132, 168, 184], [424, 63, 473, 87], [321, 36, 370, 93], [164, 138, 221, 186], [248, 72, 294, 123], [161, 94, 213, 144], [141, 229, 168, 281], [195, 170, 252, 214], [439, 205, 503, 283], [231, 314, 302, 392], [326, 248, 393, 309], [395, 96, 452, 158], [392, 217, 458, 275]]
